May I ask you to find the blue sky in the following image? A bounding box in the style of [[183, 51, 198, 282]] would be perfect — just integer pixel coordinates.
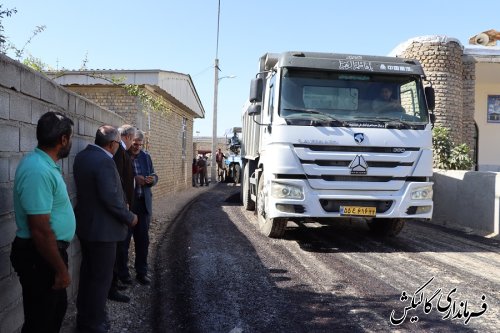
[[2, 0, 499, 137]]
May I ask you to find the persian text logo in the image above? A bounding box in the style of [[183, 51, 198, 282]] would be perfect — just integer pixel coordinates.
[[389, 277, 488, 326]]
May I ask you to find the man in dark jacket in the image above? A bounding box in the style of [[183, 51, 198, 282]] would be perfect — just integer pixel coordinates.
[[74, 125, 137, 332], [197, 155, 208, 186], [108, 124, 136, 303]]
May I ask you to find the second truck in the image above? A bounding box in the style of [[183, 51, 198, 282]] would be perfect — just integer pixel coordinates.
[[241, 51, 435, 238]]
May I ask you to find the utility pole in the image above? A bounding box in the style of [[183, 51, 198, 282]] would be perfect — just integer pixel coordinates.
[[210, 0, 221, 184]]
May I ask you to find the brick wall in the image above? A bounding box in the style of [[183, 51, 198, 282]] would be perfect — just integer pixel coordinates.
[[147, 92, 194, 195], [66, 85, 195, 197], [194, 136, 228, 155], [0, 54, 124, 332]]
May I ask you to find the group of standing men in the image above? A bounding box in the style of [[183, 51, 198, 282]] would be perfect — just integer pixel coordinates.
[[10, 112, 157, 333], [191, 148, 227, 187], [192, 154, 209, 186]]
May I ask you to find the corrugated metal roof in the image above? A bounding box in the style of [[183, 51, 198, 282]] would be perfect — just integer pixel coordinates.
[[48, 69, 205, 118]]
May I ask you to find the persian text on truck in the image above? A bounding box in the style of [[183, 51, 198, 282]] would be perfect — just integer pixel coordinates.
[[240, 52, 436, 238]]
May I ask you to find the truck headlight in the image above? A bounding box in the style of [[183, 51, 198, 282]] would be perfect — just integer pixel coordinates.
[[411, 186, 433, 200], [271, 182, 304, 200]]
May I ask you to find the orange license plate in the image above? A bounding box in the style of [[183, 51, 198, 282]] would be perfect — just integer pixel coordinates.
[[340, 206, 376, 217]]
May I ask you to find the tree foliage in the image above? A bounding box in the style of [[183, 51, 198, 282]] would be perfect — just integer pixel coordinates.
[[12, 25, 46, 60], [432, 126, 473, 170], [22, 54, 47, 72], [0, 5, 46, 64], [0, 4, 17, 47]]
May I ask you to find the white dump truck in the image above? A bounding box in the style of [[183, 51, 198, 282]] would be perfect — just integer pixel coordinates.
[[241, 51, 435, 238]]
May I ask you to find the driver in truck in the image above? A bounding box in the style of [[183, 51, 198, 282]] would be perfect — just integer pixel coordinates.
[[372, 85, 401, 113], [229, 131, 241, 155], [230, 132, 240, 147]]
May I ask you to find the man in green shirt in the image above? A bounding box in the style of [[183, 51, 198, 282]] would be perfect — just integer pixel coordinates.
[[10, 111, 75, 333]]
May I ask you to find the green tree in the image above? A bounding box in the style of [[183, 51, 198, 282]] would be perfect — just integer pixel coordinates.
[[432, 126, 473, 170], [22, 54, 48, 72]]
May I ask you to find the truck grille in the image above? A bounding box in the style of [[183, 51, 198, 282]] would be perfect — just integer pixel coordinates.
[[295, 145, 420, 153], [292, 144, 424, 191]]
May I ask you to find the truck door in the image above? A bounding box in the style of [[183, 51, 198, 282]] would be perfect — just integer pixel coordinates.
[[260, 73, 276, 147]]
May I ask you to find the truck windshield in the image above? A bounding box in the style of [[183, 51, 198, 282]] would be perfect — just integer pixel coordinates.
[[279, 69, 429, 128]]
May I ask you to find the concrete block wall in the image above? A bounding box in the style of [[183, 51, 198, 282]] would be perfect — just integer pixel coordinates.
[[432, 170, 500, 236], [0, 54, 124, 333]]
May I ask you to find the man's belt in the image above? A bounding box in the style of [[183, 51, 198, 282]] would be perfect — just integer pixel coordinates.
[[13, 237, 70, 250]]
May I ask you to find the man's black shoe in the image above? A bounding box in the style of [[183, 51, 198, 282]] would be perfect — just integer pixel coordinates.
[[119, 276, 133, 285], [76, 321, 109, 333], [136, 274, 151, 285], [108, 289, 130, 303], [111, 279, 128, 291], [115, 282, 128, 291], [116, 283, 128, 291]]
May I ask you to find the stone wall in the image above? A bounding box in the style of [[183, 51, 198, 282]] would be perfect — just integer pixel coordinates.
[[398, 37, 477, 164], [462, 57, 478, 162], [0, 54, 124, 333]]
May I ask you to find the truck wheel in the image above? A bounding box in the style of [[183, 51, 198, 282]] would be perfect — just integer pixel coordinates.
[[367, 218, 405, 237], [256, 174, 287, 238], [241, 163, 255, 211], [234, 164, 241, 184]]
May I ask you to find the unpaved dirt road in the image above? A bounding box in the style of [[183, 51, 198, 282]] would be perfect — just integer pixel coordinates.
[[153, 184, 499, 333]]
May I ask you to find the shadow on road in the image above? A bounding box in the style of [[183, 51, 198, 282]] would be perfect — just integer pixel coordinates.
[[220, 186, 499, 254], [282, 219, 500, 254]]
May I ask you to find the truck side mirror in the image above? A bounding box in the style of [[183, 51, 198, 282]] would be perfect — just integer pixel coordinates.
[[250, 78, 263, 103], [425, 86, 435, 111], [248, 103, 261, 116]]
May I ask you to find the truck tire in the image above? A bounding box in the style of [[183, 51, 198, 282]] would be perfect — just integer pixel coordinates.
[[367, 218, 405, 237], [234, 164, 241, 184], [256, 174, 287, 238], [241, 163, 255, 211]]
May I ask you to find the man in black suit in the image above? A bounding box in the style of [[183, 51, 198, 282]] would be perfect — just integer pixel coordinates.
[[108, 124, 136, 303], [74, 125, 138, 333]]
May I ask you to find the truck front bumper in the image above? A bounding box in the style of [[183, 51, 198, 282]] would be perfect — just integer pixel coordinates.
[[266, 179, 433, 220]]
